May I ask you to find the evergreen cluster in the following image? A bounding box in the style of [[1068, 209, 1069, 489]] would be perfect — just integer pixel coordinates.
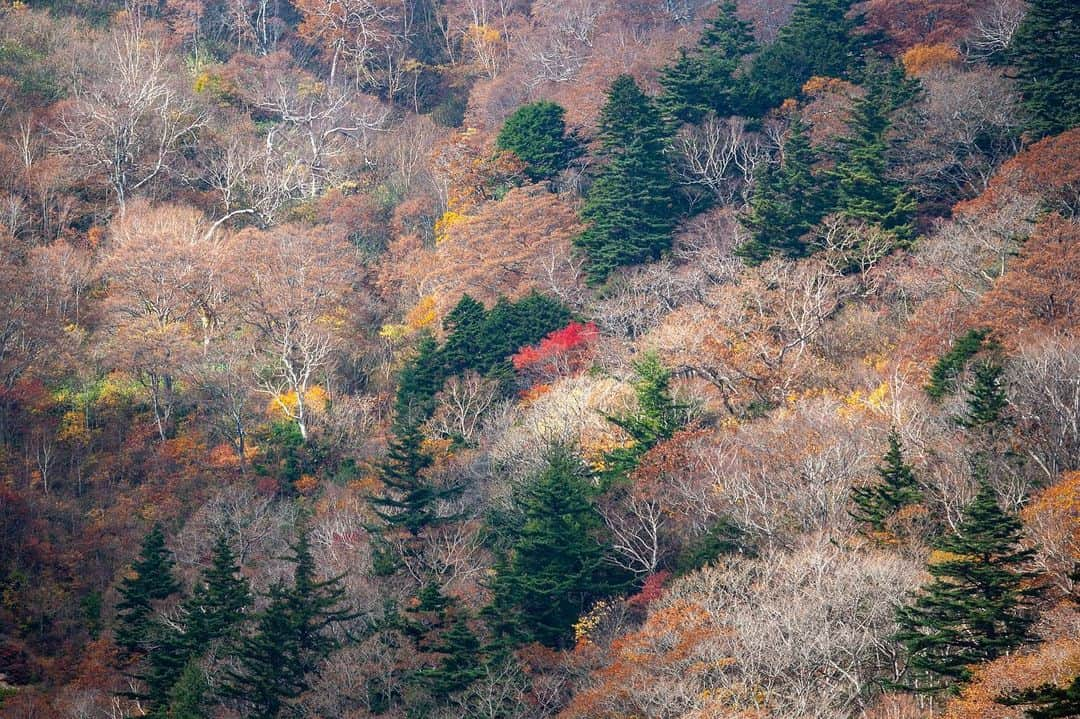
[[850, 431, 922, 535], [1009, 0, 1080, 138], [114, 524, 355, 719], [925, 328, 991, 399]]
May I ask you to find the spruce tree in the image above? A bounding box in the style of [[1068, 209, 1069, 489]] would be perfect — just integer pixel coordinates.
[[487, 448, 627, 648], [393, 330, 445, 429], [165, 660, 208, 719], [893, 482, 1042, 692], [440, 294, 487, 377], [850, 431, 922, 534], [959, 360, 1010, 430], [659, 1, 757, 124], [599, 352, 685, 486], [925, 328, 990, 400], [737, 118, 828, 263], [225, 528, 357, 718], [1008, 0, 1080, 139], [496, 101, 581, 182], [140, 533, 252, 715], [830, 61, 917, 245], [576, 75, 679, 284], [419, 614, 484, 699], [115, 524, 181, 654], [367, 420, 461, 540], [744, 0, 866, 115]]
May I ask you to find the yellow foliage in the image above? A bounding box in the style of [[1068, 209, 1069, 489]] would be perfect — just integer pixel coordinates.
[[267, 385, 329, 418], [294, 475, 320, 495], [902, 43, 961, 76], [434, 210, 470, 243], [57, 411, 91, 445], [405, 295, 437, 331], [839, 382, 890, 418], [379, 323, 409, 341], [468, 23, 501, 45]]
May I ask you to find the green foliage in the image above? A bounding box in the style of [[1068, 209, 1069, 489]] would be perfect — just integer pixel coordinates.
[[743, 0, 867, 115], [1001, 675, 1080, 719], [850, 431, 922, 534], [224, 528, 357, 718], [497, 101, 582, 182], [673, 519, 747, 575], [576, 75, 679, 284], [164, 660, 208, 719], [367, 419, 461, 539], [394, 331, 445, 429], [1008, 0, 1080, 139], [115, 524, 181, 654], [893, 483, 1042, 692], [830, 59, 918, 244], [925, 328, 990, 399], [599, 352, 685, 486], [659, 2, 757, 124], [959, 360, 1010, 430], [487, 448, 628, 648], [737, 118, 829, 263]]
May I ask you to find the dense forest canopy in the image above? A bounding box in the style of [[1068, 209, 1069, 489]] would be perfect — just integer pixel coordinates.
[[0, 0, 1077, 718]]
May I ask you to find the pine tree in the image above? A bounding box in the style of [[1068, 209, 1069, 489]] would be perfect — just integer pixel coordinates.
[[183, 533, 251, 649], [830, 61, 917, 245], [419, 613, 484, 698], [850, 431, 922, 534], [225, 528, 357, 718], [659, 1, 757, 124], [496, 101, 581, 182], [576, 75, 679, 284], [737, 118, 828, 263], [115, 524, 181, 654], [1002, 677, 1080, 719], [744, 0, 866, 115], [1008, 0, 1080, 139], [486, 448, 627, 648], [959, 360, 1010, 430], [367, 420, 461, 539], [893, 482, 1042, 692]]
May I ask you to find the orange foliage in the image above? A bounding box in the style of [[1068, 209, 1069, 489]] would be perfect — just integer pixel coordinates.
[[860, 0, 976, 51], [1022, 471, 1080, 594], [902, 43, 962, 76], [973, 216, 1080, 350]]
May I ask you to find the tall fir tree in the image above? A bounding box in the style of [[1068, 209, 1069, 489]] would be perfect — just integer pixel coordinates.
[[830, 60, 917, 244], [439, 294, 487, 377], [496, 101, 581, 182], [737, 118, 829, 263], [165, 660, 209, 719], [393, 330, 445, 430], [659, 1, 757, 124], [576, 75, 679, 284], [115, 524, 181, 654], [893, 482, 1042, 692], [925, 328, 990, 400], [225, 528, 356, 718], [486, 447, 628, 648], [744, 0, 867, 115], [850, 431, 922, 534], [367, 419, 461, 540], [959, 360, 1010, 430], [1008, 0, 1080, 138]]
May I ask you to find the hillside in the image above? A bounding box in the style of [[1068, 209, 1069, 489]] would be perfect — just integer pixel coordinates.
[[0, 0, 1077, 718]]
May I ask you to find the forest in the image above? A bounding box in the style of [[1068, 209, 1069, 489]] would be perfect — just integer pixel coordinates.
[[0, 0, 1077, 717]]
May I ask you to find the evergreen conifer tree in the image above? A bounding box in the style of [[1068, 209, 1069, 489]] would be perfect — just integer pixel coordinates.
[[393, 330, 444, 429], [116, 524, 181, 654], [487, 448, 627, 648], [830, 61, 917, 244], [850, 431, 922, 534], [225, 528, 356, 718], [737, 118, 828, 263], [659, 1, 757, 124], [1008, 0, 1080, 138], [959, 360, 1010, 430], [744, 0, 866, 114], [419, 614, 484, 699], [440, 294, 487, 377], [496, 101, 581, 182], [600, 352, 685, 486], [893, 482, 1042, 691], [925, 328, 990, 399], [165, 660, 208, 719], [367, 420, 461, 539], [576, 75, 678, 283]]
